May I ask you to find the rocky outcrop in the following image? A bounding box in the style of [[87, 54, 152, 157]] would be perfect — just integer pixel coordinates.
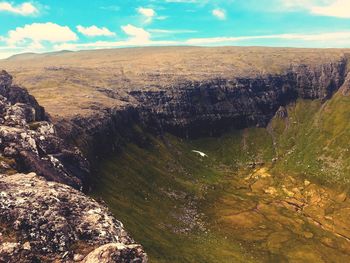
[[82, 243, 146, 263], [0, 70, 89, 189], [340, 69, 350, 96], [0, 70, 147, 262], [292, 60, 346, 99], [0, 173, 147, 262]]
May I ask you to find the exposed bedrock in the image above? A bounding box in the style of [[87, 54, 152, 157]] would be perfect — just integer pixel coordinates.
[[0, 70, 89, 189], [0, 173, 147, 263], [133, 60, 347, 137]]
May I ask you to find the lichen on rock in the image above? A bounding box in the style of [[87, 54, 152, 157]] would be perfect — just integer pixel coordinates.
[[0, 172, 147, 262], [0, 70, 89, 189]]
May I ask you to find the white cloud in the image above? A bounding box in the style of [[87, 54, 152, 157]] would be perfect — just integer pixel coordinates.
[[186, 31, 350, 45], [311, 0, 350, 18], [77, 25, 116, 37], [186, 36, 270, 45], [53, 30, 350, 52], [156, 16, 168, 20], [0, 44, 40, 59], [0, 50, 20, 59], [281, 0, 321, 9], [137, 7, 156, 17], [7, 22, 77, 47], [53, 24, 178, 51], [212, 9, 226, 20], [137, 7, 156, 23], [121, 24, 151, 44], [53, 38, 177, 51], [278, 31, 350, 41], [280, 0, 350, 18], [149, 29, 197, 34], [0, 1, 38, 15]]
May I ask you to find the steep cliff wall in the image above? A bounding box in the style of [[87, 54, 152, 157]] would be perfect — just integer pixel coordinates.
[[133, 60, 347, 137], [56, 58, 348, 161]]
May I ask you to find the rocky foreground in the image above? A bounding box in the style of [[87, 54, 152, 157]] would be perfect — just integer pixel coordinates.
[[0, 173, 146, 262], [0, 70, 147, 262]]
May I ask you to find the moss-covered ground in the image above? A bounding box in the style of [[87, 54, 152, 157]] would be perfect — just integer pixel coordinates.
[[90, 91, 350, 262]]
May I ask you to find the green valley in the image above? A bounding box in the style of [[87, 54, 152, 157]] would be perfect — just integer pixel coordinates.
[[91, 91, 350, 262]]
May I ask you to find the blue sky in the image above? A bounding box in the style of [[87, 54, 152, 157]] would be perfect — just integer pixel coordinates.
[[0, 0, 350, 58]]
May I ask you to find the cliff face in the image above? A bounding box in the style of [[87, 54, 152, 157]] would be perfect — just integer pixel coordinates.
[[58, 59, 348, 159], [0, 70, 89, 189], [132, 60, 347, 137]]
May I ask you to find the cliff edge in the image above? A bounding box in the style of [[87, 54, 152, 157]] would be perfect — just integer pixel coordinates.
[[0, 70, 147, 262]]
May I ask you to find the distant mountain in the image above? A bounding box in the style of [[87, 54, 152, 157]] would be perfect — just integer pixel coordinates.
[[5, 50, 74, 61]]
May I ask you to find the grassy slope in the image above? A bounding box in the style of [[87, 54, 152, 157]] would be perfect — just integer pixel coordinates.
[[271, 93, 350, 186], [91, 128, 275, 262], [91, 135, 256, 263]]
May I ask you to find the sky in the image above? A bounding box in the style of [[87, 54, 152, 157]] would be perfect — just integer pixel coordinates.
[[1, 0, 350, 58]]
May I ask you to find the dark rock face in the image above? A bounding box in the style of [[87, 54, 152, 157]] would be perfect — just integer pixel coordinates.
[[57, 59, 348, 160], [0, 70, 45, 121], [292, 61, 347, 99], [131, 61, 347, 137], [0, 70, 89, 189], [0, 173, 147, 263]]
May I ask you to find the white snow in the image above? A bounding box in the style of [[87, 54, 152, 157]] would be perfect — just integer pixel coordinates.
[[192, 150, 208, 157]]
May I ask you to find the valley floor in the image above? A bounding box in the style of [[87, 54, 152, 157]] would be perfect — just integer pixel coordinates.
[[90, 133, 350, 262]]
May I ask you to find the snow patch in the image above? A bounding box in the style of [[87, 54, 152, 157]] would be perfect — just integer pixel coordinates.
[[192, 150, 208, 157]]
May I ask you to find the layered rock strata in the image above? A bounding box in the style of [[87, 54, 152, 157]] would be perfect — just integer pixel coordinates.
[[57, 59, 348, 161]]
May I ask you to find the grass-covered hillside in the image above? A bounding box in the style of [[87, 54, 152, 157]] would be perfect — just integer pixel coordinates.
[[271, 93, 350, 186], [91, 89, 350, 262]]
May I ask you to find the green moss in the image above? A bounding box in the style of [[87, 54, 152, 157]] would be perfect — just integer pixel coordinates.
[[190, 128, 275, 169], [91, 135, 253, 262], [270, 93, 350, 186]]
